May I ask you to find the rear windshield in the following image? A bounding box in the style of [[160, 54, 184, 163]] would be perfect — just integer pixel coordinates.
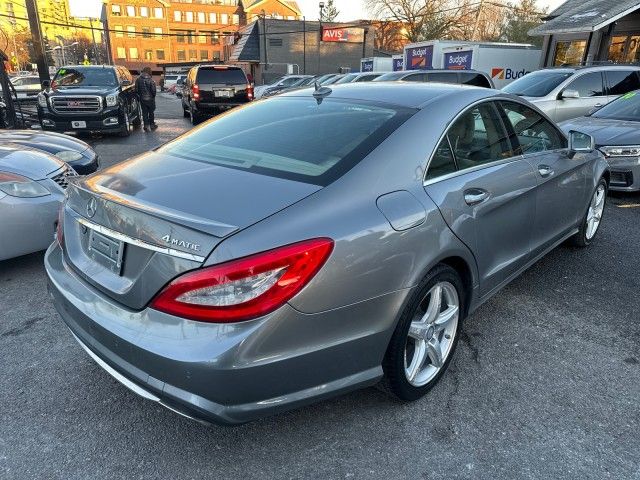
[[53, 68, 117, 87], [159, 97, 415, 185], [503, 70, 573, 97], [197, 68, 247, 84], [374, 72, 408, 81]]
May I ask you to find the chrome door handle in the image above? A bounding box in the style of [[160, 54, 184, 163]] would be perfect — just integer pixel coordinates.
[[594, 103, 603, 108], [538, 165, 554, 177], [464, 188, 490, 206]]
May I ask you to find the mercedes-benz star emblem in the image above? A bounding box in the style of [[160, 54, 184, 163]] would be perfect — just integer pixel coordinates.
[[86, 197, 97, 218]]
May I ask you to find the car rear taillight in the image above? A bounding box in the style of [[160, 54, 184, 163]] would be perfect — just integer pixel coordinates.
[[55, 206, 64, 247], [247, 84, 254, 100], [192, 84, 200, 100], [150, 238, 334, 323]]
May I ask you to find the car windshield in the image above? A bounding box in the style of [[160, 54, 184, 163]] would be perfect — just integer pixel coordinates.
[[503, 70, 573, 97], [159, 97, 414, 185], [591, 90, 640, 121], [335, 74, 358, 84], [53, 68, 118, 87], [374, 72, 408, 81]]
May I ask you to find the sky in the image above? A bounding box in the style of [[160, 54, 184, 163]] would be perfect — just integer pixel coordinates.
[[69, 0, 568, 22]]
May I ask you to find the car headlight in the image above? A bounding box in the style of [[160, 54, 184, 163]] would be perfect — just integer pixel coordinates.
[[55, 150, 83, 162], [0, 171, 50, 198], [37, 93, 47, 108], [599, 146, 640, 157], [105, 94, 118, 107]]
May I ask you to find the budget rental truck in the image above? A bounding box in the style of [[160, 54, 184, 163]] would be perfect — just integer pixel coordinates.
[[440, 43, 541, 88]]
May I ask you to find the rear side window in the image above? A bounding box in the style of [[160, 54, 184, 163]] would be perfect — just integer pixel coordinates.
[[426, 139, 457, 180], [566, 72, 604, 97], [606, 70, 640, 95], [447, 103, 511, 170], [460, 72, 491, 88], [404, 73, 426, 82], [427, 72, 458, 84], [500, 101, 566, 154], [197, 68, 247, 84], [159, 97, 415, 186]]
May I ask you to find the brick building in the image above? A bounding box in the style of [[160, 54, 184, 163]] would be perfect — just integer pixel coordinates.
[[103, 0, 301, 73]]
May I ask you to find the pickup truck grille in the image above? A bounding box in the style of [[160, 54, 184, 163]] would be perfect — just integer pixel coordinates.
[[50, 165, 78, 189], [51, 96, 102, 114]]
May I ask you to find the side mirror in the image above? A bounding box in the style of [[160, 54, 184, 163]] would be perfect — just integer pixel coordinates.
[[568, 130, 595, 157], [121, 79, 132, 87], [42, 80, 50, 89], [561, 89, 579, 99]]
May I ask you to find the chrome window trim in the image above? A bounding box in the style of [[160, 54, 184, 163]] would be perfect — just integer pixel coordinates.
[[76, 217, 206, 262]]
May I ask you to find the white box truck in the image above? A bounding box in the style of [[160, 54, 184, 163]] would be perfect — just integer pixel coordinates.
[[440, 43, 541, 88], [392, 54, 404, 71], [403, 40, 466, 71], [360, 57, 393, 73]]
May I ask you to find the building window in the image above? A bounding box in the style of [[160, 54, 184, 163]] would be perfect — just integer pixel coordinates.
[[185, 11, 194, 23], [209, 13, 217, 24], [154, 27, 163, 39], [176, 31, 185, 43], [127, 25, 135, 38], [116, 46, 126, 59], [553, 40, 587, 66], [126, 5, 135, 17], [156, 49, 165, 60], [144, 49, 153, 60], [200, 50, 208, 60], [188, 49, 197, 60], [197, 12, 205, 23], [177, 50, 186, 61], [111, 4, 121, 16], [153, 7, 163, 19], [608, 35, 640, 63], [140, 6, 148, 17], [213, 50, 220, 61], [129, 47, 139, 59], [232, 14, 239, 25], [187, 30, 194, 44], [198, 34, 207, 44], [220, 13, 228, 24], [114, 25, 123, 38], [211, 32, 219, 44], [174, 11, 182, 22]]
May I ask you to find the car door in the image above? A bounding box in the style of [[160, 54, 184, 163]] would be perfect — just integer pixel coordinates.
[[499, 100, 587, 253], [424, 101, 538, 297], [556, 71, 606, 122]]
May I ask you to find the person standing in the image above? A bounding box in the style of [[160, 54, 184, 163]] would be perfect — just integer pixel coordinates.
[[135, 66, 157, 132]]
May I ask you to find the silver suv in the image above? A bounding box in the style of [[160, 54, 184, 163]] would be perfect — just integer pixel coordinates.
[[502, 65, 640, 122]]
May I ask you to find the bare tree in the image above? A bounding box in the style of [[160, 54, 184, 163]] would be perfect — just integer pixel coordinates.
[[364, 0, 467, 42]]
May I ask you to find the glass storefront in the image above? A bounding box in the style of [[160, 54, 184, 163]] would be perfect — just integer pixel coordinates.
[[553, 40, 587, 65], [608, 35, 640, 63]]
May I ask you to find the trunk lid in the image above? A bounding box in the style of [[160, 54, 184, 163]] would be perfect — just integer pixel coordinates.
[[62, 151, 320, 309], [196, 66, 249, 104]]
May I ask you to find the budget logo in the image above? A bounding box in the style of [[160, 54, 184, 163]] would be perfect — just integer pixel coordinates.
[[492, 68, 505, 79], [492, 67, 529, 80]]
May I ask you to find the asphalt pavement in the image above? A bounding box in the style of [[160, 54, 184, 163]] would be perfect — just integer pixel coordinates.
[[1, 94, 639, 480]]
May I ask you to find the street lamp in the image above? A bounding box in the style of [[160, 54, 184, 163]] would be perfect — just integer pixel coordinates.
[[319, 2, 325, 20]]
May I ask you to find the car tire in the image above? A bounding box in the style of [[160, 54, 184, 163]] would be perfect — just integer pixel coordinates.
[[132, 102, 142, 128], [569, 177, 608, 248], [118, 110, 131, 137], [189, 107, 201, 125], [183, 103, 190, 118], [380, 264, 465, 401]]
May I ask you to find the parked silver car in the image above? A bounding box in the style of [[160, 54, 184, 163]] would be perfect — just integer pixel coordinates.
[[560, 89, 640, 191], [0, 144, 75, 261], [46, 83, 609, 425], [503, 65, 640, 123]]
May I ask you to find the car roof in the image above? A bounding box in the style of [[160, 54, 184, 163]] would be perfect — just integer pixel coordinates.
[[281, 82, 496, 109], [539, 65, 640, 73]]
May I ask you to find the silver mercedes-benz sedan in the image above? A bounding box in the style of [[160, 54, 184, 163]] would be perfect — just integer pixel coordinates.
[[45, 83, 609, 425]]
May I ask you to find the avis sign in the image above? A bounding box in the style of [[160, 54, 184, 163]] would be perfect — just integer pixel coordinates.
[[322, 27, 364, 43]]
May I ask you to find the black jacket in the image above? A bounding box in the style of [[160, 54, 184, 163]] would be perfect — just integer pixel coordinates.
[[135, 73, 156, 102]]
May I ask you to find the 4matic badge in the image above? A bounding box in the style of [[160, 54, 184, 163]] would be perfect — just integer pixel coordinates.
[[161, 234, 201, 252]]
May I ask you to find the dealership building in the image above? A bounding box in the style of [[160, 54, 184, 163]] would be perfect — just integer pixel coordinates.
[[530, 0, 640, 66], [229, 19, 376, 84]]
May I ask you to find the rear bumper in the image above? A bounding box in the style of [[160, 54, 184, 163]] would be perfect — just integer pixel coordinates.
[[45, 242, 408, 425], [193, 101, 248, 115]]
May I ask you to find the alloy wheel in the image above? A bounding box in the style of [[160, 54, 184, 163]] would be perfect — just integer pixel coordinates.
[[586, 183, 605, 240], [404, 282, 459, 387]]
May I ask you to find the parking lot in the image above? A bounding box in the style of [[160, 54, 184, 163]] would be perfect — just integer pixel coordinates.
[[1, 93, 640, 480]]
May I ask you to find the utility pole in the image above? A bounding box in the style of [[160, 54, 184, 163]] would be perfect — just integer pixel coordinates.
[[25, 0, 50, 85], [362, 28, 368, 59], [303, 16, 306, 75], [261, 10, 268, 84], [100, 3, 113, 65]]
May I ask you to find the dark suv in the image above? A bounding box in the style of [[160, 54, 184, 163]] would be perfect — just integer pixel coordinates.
[[374, 69, 495, 88], [38, 65, 142, 136], [181, 65, 253, 124]]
